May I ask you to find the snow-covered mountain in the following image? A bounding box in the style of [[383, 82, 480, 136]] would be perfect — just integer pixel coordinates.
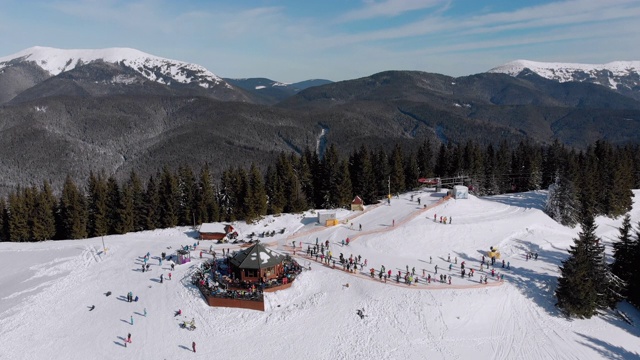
[[0, 46, 228, 88], [0, 46, 254, 103], [488, 59, 640, 100]]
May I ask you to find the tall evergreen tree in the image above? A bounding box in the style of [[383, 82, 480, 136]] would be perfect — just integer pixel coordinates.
[[545, 173, 580, 227], [0, 198, 9, 242], [335, 159, 353, 208], [8, 189, 29, 242], [39, 180, 58, 240], [118, 182, 135, 234], [246, 163, 267, 220], [195, 164, 218, 223], [404, 151, 420, 191], [417, 139, 434, 178], [389, 144, 405, 195], [57, 175, 87, 240], [373, 147, 390, 198], [158, 166, 179, 228], [86, 171, 108, 237], [127, 170, 146, 231], [105, 176, 122, 234], [626, 221, 640, 308], [177, 165, 197, 227], [555, 211, 610, 318], [144, 175, 160, 230], [611, 214, 634, 300]]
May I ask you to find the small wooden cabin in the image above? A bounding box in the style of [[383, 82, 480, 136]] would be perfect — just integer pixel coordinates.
[[351, 196, 365, 211]]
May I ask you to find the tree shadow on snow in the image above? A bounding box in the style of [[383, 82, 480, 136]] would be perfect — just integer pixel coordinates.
[[481, 191, 547, 211], [576, 333, 640, 359]]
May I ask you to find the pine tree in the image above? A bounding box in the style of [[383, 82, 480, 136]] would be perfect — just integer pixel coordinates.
[[335, 159, 353, 208], [417, 139, 434, 178], [57, 176, 87, 240], [373, 148, 390, 198], [39, 180, 57, 240], [127, 170, 146, 231], [389, 144, 405, 195], [144, 175, 160, 230], [626, 221, 640, 308], [177, 165, 197, 226], [246, 163, 267, 220], [555, 211, 609, 318], [87, 171, 108, 237], [403, 151, 420, 191], [195, 164, 218, 223], [106, 176, 122, 234], [158, 166, 179, 228], [0, 197, 9, 242], [118, 182, 135, 234], [8, 189, 29, 242], [545, 173, 579, 227]]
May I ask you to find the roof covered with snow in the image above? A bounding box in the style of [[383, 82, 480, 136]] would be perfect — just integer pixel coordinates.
[[229, 242, 284, 269]]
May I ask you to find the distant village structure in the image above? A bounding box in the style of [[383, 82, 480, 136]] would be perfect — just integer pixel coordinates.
[[198, 224, 238, 241], [351, 196, 365, 211]]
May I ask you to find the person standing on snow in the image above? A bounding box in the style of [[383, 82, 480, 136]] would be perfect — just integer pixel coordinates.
[[192, 341, 196, 353], [143, 308, 147, 317], [130, 315, 134, 325], [434, 265, 438, 274]]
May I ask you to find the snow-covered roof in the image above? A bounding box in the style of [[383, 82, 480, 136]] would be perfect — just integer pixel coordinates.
[[229, 243, 284, 270], [199, 223, 225, 233]]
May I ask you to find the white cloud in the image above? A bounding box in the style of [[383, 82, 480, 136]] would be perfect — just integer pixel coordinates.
[[339, 0, 446, 21]]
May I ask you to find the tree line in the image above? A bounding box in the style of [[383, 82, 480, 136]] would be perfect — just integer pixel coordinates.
[[1, 139, 639, 243]]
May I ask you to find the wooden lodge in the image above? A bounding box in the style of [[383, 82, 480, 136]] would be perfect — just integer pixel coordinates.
[[351, 195, 365, 211], [228, 242, 285, 282]]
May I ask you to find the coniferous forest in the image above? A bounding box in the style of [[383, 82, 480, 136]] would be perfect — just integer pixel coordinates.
[[1, 139, 639, 243]]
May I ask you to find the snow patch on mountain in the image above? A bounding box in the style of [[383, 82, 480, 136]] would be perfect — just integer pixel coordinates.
[[0, 46, 228, 89], [488, 59, 640, 89]]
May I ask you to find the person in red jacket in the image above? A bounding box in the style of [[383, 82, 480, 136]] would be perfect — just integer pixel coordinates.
[[192, 341, 196, 353]]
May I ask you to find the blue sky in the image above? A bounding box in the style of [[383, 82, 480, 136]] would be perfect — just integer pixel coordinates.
[[1, 0, 639, 82]]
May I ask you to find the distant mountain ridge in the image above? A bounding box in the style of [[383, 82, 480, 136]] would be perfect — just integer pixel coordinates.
[[489, 59, 640, 100], [223, 77, 332, 104]]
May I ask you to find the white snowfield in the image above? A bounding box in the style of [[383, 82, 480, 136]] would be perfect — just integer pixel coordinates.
[[488, 59, 640, 88], [1, 190, 639, 360], [0, 46, 227, 88]]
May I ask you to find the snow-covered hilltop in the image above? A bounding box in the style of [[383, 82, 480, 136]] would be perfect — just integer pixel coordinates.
[[488, 59, 640, 90], [0, 46, 228, 89]]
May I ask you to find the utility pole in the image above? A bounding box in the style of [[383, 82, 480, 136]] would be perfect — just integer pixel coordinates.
[[388, 176, 391, 199]]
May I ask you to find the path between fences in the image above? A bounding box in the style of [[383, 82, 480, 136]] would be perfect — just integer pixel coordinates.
[[277, 196, 505, 291]]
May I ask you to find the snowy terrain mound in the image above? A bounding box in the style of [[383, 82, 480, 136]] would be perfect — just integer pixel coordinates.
[[0, 46, 228, 89], [488, 59, 640, 90]]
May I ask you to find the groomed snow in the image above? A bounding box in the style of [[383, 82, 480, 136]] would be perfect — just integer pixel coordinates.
[[1, 189, 639, 359]]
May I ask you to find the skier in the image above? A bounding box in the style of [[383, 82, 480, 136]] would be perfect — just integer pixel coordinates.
[[199, 251, 203, 259], [434, 265, 438, 274], [412, 267, 415, 275], [160, 274, 164, 284], [89, 305, 95, 311], [359, 224, 362, 231], [392, 219, 395, 227], [454, 256, 457, 264], [192, 341, 196, 353], [292, 241, 295, 248], [449, 263, 452, 271], [434, 213, 437, 222], [168, 273, 172, 280], [341, 239, 345, 247], [130, 315, 134, 325], [346, 238, 350, 246], [447, 253, 450, 262], [448, 276, 451, 285], [418, 198, 421, 205], [507, 262, 510, 270], [534, 252, 538, 260], [449, 217, 452, 224], [143, 308, 147, 317], [430, 256, 432, 264], [142, 264, 145, 273], [171, 263, 175, 271], [502, 260, 505, 268], [175, 309, 182, 317]]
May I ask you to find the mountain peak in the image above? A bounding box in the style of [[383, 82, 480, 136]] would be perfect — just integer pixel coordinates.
[[488, 59, 640, 84], [0, 46, 226, 88]]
